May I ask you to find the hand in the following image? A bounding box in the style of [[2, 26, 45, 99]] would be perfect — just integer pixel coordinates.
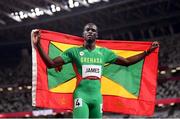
[[31, 29, 40, 47], [55, 66, 63, 72], [146, 41, 159, 55]]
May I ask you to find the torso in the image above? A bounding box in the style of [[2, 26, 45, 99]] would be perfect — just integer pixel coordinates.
[[70, 46, 105, 80]]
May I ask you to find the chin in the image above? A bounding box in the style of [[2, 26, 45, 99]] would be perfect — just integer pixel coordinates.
[[87, 39, 95, 43]]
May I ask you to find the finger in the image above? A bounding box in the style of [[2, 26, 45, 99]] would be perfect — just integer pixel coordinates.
[[153, 43, 158, 46], [55, 67, 59, 72], [155, 42, 159, 47], [152, 42, 159, 46], [55, 67, 62, 72], [32, 29, 39, 32], [152, 44, 159, 49], [32, 29, 40, 36], [155, 41, 158, 44]]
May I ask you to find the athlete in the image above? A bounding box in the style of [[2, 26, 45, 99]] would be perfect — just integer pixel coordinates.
[[31, 23, 159, 118]]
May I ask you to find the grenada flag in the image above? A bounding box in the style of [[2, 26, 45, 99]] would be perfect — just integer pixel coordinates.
[[32, 30, 159, 116]]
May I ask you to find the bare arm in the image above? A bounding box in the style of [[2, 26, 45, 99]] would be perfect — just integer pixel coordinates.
[[114, 41, 159, 66], [31, 29, 64, 68]]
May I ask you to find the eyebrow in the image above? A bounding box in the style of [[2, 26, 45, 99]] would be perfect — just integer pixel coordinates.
[[86, 26, 96, 29]]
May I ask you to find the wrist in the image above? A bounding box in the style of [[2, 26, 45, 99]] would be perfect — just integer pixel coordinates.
[[36, 41, 41, 48], [145, 50, 151, 56]]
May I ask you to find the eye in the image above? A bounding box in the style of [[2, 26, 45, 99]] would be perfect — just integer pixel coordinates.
[[92, 29, 96, 32], [85, 27, 96, 32], [87, 28, 90, 31]]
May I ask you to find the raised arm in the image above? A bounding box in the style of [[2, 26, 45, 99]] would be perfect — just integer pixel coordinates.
[[114, 41, 159, 66], [31, 29, 65, 69]]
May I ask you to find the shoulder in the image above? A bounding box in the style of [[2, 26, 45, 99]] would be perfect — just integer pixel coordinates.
[[64, 46, 82, 54], [99, 47, 117, 57]]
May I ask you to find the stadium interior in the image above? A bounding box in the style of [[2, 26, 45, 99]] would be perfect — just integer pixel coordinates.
[[0, 0, 179, 118]]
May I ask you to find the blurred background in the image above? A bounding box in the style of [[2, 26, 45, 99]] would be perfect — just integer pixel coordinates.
[[0, 0, 179, 118]]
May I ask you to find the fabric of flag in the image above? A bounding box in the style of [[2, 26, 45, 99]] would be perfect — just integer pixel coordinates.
[[32, 30, 159, 116]]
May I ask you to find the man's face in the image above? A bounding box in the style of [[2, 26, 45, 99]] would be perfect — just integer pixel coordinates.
[[83, 24, 98, 42]]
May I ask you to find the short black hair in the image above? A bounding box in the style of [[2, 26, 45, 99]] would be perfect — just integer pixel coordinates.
[[84, 23, 98, 31]]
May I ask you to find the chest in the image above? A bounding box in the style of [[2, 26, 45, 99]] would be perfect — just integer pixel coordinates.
[[72, 48, 104, 65]]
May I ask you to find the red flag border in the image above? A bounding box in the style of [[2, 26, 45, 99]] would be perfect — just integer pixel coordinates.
[[32, 30, 159, 116]]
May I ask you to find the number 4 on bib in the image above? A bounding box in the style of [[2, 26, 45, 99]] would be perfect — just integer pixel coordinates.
[[74, 98, 83, 108]]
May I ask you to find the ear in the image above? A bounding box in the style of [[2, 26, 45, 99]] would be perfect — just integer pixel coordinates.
[[82, 31, 85, 38], [96, 33, 98, 38]]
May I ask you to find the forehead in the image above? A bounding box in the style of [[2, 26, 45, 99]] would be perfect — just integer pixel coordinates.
[[84, 24, 97, 30]]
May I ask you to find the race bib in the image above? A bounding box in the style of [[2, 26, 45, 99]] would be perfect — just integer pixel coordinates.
[[82, 65, 102, 78], [74, 98, 83, 108]]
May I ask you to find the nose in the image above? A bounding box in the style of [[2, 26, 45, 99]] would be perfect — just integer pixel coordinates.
[[88, 31, 92, 34]]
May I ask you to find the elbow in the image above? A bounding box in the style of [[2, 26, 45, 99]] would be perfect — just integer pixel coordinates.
[[47, 65, 52, 69], [46, 63, 55, 69], [47, 65, 53, 69]]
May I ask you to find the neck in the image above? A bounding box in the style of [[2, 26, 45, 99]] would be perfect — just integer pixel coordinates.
[[83, 40, 96, 50]]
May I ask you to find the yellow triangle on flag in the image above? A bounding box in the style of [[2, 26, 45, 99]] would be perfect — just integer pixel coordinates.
[[50, 78, 76, 93], [49, 76, 137, 99], [51, 41, 79, 52], [101, 76, 137, 99], [112, 50, 144, 58]]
